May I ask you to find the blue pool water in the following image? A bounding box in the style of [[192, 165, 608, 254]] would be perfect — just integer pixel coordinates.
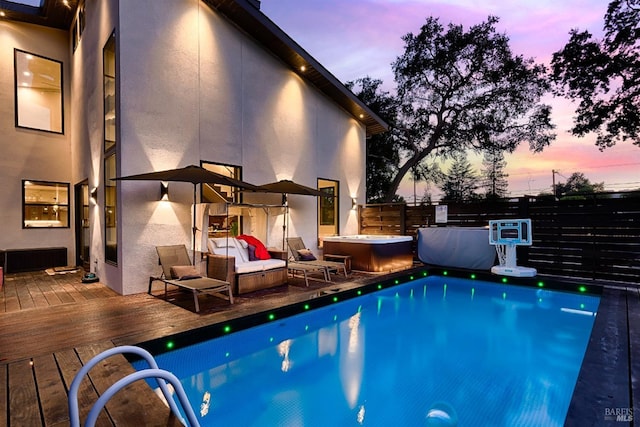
[[136, 276, 599, 426]]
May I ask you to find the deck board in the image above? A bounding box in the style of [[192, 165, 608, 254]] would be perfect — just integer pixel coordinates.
[[55, 348, 112, 427], [33, 354, 69, 426], [8, 360, 41, 427], [0, 365, 7, 427]]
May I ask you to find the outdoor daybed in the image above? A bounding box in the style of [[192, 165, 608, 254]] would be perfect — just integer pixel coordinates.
[[206, 237, 287, 294]]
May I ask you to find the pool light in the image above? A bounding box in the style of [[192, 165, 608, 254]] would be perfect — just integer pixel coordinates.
[[333, 296, 339, 302], [470, 274, 476, 279], [223, 325, 231, 333], [394, 279, 399, 285], [166, 341, 174, 350], [579, 286, 587, 293], [538, 281, 545, 287], [502, 277, 508, 283], [443, 271, 448, 276], [304, 304, 310, 310], [268, 313, 276, 321], [377, 284, 382, 290]]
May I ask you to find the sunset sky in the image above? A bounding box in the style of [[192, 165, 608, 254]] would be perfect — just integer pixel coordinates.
[[261, 0, 640, 200]]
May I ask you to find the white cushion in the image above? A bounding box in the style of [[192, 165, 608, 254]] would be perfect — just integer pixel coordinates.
[[209, 238, 249, 265], [235, 259, 286, 274]]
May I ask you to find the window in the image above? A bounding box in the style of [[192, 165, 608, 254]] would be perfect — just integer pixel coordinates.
[[104, 33, 116, 152], [23, 180, 69, 228], [72, 2, 86, 52], [14, 49, 63, 133], [104, 154, 117, 263], [201, 162, 243, 204], [317, 178, 339, 247], [104, 33, 118, 264], [201, 162, 243, 238]]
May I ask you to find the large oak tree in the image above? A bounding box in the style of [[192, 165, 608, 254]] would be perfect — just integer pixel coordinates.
[[383, 16, 555, 202], [551, 0, 640, 149]]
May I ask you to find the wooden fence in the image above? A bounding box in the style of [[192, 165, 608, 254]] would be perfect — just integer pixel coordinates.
[[358, 192, 640, 284]]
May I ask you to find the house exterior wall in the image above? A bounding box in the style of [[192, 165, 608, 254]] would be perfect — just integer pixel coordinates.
[[68, 0, 120, 290], [115, 0, 366, 294], [0, 21, 74, 263], [1, 0, 367, 295]]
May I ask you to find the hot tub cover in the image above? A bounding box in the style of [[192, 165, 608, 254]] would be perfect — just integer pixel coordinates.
[[417, 227, 496, 270]]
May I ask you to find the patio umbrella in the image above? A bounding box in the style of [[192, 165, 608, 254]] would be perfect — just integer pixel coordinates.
[[115, 165, 259, 264], [253, 179, 334, 250]]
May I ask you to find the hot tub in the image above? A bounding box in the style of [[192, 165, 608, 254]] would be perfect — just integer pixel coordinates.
[[323, 235, 413, 272]]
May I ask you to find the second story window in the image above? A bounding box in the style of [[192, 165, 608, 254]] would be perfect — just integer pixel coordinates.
[[14, 49, 63, 134]]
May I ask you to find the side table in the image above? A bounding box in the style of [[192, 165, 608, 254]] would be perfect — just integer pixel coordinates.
[[323, 253, 352, 273]]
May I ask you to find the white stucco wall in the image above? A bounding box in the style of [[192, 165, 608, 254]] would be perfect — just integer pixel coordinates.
[[0, 0, 367, 294], [68, 0, 121, 290], [114, 0, 366, 294], [0, 21, 74, 262]]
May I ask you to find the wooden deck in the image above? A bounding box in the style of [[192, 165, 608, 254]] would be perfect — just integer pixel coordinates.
[[2, 269, 639, 426], [0, 268, 380, 426]]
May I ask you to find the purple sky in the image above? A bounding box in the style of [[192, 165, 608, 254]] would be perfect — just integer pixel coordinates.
[[261, 0, 640, 199]]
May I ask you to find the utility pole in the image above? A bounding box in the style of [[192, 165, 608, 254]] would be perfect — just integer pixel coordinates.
[[552, 169, 558, 200]]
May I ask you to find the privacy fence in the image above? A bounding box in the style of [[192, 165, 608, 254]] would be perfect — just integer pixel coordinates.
[[358, 191, 640, 284]]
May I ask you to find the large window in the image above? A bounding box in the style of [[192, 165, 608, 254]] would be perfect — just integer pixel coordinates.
[[22, 180, 69, 228], [317, 178, 339, 247], [201, 162, 243, 238], [104, 34, 116, 152], [14, 49, 63, 133], [104, 33, 118, 264]]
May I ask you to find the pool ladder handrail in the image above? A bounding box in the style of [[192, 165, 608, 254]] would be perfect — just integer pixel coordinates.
[[68, 345, 200, 427]]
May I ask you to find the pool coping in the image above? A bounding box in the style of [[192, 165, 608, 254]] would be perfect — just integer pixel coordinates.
[[131, 266, 624, 426]]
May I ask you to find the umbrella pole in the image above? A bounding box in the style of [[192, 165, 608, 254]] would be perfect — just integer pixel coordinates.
[[192, 185, 197, 266], [282, 194, 288, 251]]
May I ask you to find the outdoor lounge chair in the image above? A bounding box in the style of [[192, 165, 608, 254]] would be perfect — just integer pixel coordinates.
[[148, 245, 233, 312], [286, 237, 348, 278], [287, 261, 331, 287]]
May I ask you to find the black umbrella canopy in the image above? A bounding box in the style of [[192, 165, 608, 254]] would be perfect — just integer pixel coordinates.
[[252, 179, 335, 250], [115, 165, 259, 190], [255, 179, 332, 197], [115, 165, 259, 264]]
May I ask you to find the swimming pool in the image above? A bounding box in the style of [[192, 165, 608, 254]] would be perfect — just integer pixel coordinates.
[[136, 275, 599, 426]]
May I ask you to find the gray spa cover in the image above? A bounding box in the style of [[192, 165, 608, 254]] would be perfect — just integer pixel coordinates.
[[417, 227, 496, 270]]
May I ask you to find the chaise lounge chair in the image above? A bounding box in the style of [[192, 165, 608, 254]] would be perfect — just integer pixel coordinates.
[[286, 237, 349, 278], [148, 245, 233, 312]]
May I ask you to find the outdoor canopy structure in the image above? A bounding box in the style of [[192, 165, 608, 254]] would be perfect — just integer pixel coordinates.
[[252, 179, 334, 250], [115, 164, 260, 264]]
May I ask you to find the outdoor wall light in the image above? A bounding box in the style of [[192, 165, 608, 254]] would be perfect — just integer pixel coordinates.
[[351, 197, 358, 210], [160, 182, 169, 201], [90, 188, 98, 201]]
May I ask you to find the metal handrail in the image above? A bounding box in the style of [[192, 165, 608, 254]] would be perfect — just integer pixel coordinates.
[[68, 345, 199, 427]]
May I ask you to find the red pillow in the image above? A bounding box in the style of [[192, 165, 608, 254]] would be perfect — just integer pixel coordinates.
[[237, 235, 271, 260]]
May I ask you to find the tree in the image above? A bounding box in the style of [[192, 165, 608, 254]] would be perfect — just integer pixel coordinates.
[[382, 16, 554, 201], [346, 77, 403, 203], [480, 149, 509, 199], [439, 153, 479, 202], [555, 172, 605, 196], [550, 0, 640, 149]]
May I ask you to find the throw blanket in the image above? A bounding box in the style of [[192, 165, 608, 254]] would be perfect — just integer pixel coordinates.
[[236, 235, 271, 260]]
